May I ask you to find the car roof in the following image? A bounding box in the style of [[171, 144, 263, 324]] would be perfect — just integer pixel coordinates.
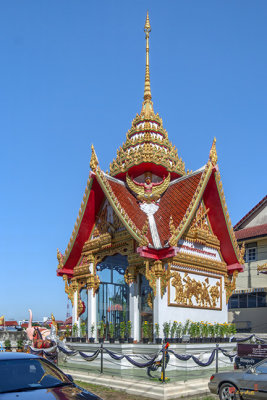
[[0, 352, 40, 361]]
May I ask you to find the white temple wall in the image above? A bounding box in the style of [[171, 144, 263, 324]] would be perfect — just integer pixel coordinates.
[[155, 265, 228, 338]]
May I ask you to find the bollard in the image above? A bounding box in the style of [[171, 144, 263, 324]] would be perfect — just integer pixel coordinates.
[[215, 343, 219, 373], [100, 343, 103, 374], [161, 342, 169, 383], [161, 347, 166, 383]]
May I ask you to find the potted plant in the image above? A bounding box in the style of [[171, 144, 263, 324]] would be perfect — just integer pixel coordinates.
[[200, 322, 209, 343], [163, 322, 171, 343], [142, 321, 149, 344], [127, 321, 133, 343], [89, 323, 95, 343], [208, 323, 215, 342], [4, 339, 11, 352], [65, 325, 71, 342], [99, 321, 105, 343], [182, 319, 191, 342], [80, 322, 87, 343], [109, 322, 115, 343], [175, 322, 182, 343], [229, 323, 237, 342], [16, 339, 24, 352], [119, 321, 126, 343], [214, 323, 220, 342], [154, 323, 162, 344], [72, 323, 78, 342], [170, 321, 177, 343]]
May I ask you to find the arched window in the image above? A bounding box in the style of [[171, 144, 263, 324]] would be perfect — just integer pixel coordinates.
[[96, 254, 129, 338]]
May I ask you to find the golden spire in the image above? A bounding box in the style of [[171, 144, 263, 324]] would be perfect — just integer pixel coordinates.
[[144, 12, 151, 101], [142, 12, 154, 116]]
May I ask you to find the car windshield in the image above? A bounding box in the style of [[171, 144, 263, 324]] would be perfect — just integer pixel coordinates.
[[0, 358, 72, 393]]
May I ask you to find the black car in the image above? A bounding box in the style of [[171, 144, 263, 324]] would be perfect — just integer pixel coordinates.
[[0, 352, 102, 399]]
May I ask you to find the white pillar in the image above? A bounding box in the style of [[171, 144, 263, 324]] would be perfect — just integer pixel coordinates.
[[87, 288, 97, 339], [72, 289, 80, 334], [153, 278, 162, 338], [129, 274, 140, 342]]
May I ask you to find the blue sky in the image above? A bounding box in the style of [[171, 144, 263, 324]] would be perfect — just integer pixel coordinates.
[[0, 1, 266, 321]]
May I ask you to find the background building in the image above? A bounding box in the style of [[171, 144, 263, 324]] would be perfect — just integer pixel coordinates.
[[228, 195, 267, 332]]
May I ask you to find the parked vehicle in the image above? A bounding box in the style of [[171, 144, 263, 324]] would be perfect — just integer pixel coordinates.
[[209, 358, 267, 400], [0, 352, 102, 399]]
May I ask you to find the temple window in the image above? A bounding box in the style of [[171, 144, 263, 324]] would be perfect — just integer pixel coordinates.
[[96, 254, 129, 339]]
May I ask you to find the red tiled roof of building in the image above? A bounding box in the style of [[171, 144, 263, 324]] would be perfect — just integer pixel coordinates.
[[155, 172, 203, 243], [108, 172, 203, 246], [5, 321, 18, 326], [21, 323, 28, 329], [235, 223, 267, 241], [108, 179, 151, 242], [65, 316, 72, 325], [234, 195, 267, 230]]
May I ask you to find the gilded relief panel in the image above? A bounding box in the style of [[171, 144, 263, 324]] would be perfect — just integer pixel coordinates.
[[168, 266, 222, 310]]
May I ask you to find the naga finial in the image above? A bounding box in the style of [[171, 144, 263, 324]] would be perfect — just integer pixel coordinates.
[[209, 137, 218, 166], [90, 144, 99, 172]]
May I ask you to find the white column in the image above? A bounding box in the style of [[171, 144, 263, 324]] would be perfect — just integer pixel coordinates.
[[129, 274, 140, 342], [87, 288, 97, 339], [72, 289, 79, 334], [153, 278, 162, 338]]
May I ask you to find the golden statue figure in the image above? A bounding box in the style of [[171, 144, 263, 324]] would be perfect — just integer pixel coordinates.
[[126, 172, 170, 203]]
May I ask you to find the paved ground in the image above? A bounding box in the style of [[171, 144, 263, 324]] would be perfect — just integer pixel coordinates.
[[76, 381, 217, 400]]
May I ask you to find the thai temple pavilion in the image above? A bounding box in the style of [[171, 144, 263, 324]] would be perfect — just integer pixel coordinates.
[[57, 14, 244, 340]]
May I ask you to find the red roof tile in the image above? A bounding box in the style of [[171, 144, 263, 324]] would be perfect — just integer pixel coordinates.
[[155, 172, 203, 243], [108, 172, 203, 246], [5, 321, 18, 326], [108, 179, 151, 241], [234, 195, 267, 230], [235, 223, 267, 240]]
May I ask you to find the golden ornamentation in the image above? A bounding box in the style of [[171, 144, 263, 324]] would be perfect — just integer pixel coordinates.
[[172, 258, 227, 276], [51, 313, 58, 335], [169, 216, 176, 237], [124, 266, 138, 285], [186, 204, 220, 248], [95, 168, 148, 244], [145, 260, 171, 297], [90, 144, 99, 172], [109, 13, 185, 177], [215, 170, 245, 265], [86, 273, 100, 296], [258, 262, 267, 273], [224, 270, 238, 304], [209, 137, 218, 166], [62, 275, 76, 306], [147, 292, 153, 309], [169, 161, 213, 246], [169, 269, 222, 309], [126, 172, 170, 203], [57, 249, 64, 269]]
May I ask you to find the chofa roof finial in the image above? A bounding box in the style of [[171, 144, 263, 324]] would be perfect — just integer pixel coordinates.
[[90, 144, 99, 172]]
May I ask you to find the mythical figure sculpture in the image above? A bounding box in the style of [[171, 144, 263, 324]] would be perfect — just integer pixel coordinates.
[[26, 309, 56, 349], [126, 172, 170, 202]]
